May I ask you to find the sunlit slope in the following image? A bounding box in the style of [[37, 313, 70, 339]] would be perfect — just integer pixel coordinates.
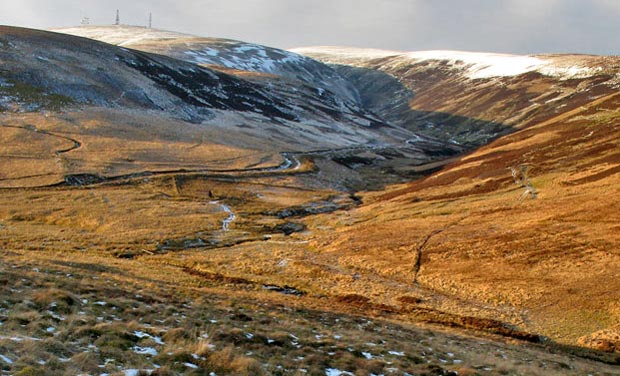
[[304, 88, 620, 349], [1, 26, 438, 188]]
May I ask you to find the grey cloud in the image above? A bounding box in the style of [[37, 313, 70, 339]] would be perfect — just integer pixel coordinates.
[[0, 0, 618, 55]]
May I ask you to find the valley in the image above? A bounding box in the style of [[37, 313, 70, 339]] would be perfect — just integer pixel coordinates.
[[0, 25, 619, 375]]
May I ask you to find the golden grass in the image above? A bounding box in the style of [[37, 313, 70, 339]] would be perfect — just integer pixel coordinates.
[[0, 109, 279, 187], [1, 91, 620, 374]]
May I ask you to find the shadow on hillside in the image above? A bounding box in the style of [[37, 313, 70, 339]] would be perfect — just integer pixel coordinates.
[[331, 64, 514, 149], [290, 64, 516, 192]]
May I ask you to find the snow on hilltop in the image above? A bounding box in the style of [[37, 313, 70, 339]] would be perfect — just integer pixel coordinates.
[[52, 26, 308, 73], [50, 26, 194, 46], [290, 46, 604, 80], [52, 26, 361, 104]]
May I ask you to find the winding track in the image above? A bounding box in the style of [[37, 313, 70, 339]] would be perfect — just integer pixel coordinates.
[[0, 124, 82, 184], [57, 149, 306, 187], [1, 132, 431, 189], [0, 124, 82, 155]]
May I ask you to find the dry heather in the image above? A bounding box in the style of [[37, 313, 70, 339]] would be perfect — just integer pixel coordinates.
[[298, 92, 620, 348], [1, 82, 620, 375], [1, 245, 619, 375]]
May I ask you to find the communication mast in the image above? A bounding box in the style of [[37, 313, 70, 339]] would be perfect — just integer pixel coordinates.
[[115, 10, 120, 25], [148, 12, 152, 28]]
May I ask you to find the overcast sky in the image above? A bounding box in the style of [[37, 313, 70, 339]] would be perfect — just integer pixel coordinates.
[[1, 0, 619, 55]]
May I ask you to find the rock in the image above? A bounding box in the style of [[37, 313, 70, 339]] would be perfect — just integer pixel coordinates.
[[274, 222, 306, 235]]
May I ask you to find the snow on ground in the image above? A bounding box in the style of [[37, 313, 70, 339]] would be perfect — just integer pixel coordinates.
[[132, 346, 158, 356], [291, 46, 603, 80], [290, 46, 402, 61], [183, 44, 305, 74], [133, 330, 165, 344], [325, 369, 355, 376], [53, 26, 307, 75], [50, 26, 194, 47]]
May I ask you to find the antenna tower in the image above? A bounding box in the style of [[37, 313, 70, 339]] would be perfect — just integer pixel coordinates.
[[115, 10, 120, 25], [149, 12, 152, 28]]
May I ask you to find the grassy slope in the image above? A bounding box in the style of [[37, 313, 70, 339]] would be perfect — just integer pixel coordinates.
[[0, 109, 280, 188], [1, 32, 619, 374], [1, 114, 619, 373], [303, 91, 620, 347], [4, 247, 618, 376]]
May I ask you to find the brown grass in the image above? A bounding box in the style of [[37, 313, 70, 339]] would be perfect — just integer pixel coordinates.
[[1, 87, 620, 374]]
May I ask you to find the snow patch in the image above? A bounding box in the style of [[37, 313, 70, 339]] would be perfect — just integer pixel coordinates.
[[292, 46, 604, 80], [404, 50, 547, 79], [133, 346, 158, 356], [51, 26, 194, 47], [325, 369, 355, 376]]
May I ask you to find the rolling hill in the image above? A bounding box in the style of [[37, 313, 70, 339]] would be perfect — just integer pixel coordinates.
[[292, 46, 620, 147], [288, 47, 620, 351], [1, 26, 457, 190], [0, 25, 619, 375]]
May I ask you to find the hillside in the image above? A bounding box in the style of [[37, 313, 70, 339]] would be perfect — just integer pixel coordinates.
[[1, 25, 619, 375], [52, 26, 362, 105], [1, 26, 457, 190], [285, 47, 620, 351], [292, 47, 620, 147]]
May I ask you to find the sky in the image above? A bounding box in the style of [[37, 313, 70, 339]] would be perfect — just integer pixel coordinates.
[[1, 0, 619, 55]]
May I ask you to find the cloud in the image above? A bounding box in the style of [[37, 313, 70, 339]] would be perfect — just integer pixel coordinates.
[[504, 0, 563, 18], [0, 0, 618, 55], [592, 0, 620, 13]]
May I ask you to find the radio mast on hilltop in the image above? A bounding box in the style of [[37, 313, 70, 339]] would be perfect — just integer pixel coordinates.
[[149, 12, 152, 28], [115, 10, 120, 25]]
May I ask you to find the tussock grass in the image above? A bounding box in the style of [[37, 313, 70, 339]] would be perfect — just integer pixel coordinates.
[[2, 97, 620, 374]]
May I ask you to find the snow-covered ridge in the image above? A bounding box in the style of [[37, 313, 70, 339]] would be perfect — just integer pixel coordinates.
[[291, 46, 603, 80], [50, 26, 195, 46], [182, 42, 305, 74], [52, 26, 307, 74], [52, 26, 362, 104]]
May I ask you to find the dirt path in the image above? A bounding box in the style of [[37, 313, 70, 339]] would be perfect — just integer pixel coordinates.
[[0, 124, 82, 155]]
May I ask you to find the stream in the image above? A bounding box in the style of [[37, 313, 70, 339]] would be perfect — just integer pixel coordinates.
[[210, 201, 236, 231]]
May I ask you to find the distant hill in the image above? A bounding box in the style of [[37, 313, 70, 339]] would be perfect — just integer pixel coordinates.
[[1, 26, 451, 188], [293, 46, 620, 147]]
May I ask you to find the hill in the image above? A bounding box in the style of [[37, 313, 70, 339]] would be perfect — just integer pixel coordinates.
[[292, 46, 620, 147], [0, 26, 619, 375], [287, 46, 620, 351], [1, 26, 456, 190]]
